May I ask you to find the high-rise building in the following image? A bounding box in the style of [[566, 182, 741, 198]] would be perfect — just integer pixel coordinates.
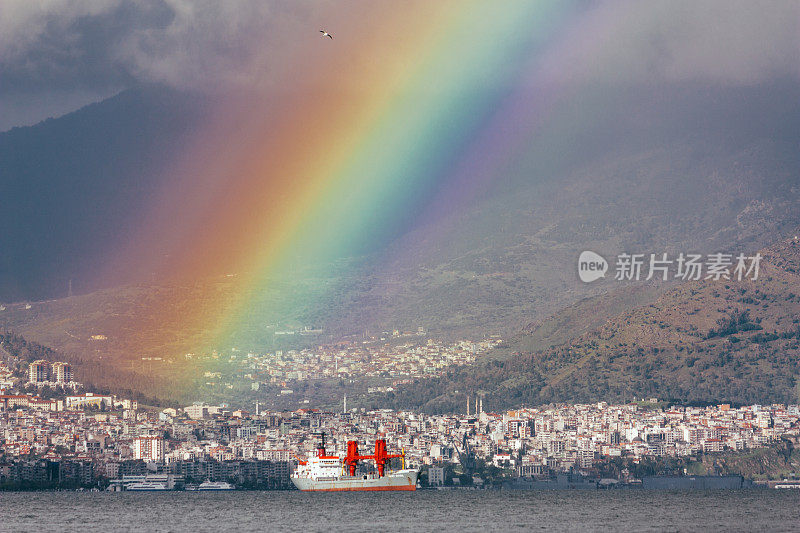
[[184, 403, 210, 420], [28, 360, 50, 383], [52, 362, 73, 383], [134, 435, 165, 462]]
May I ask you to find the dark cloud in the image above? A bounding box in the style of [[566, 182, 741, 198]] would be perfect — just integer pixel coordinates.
[[539, 1, 800, 86], [3, 0, 799, 97], [0, 0, 315, 96], [2, 1, 150, 94], [1, 1, 799, 129], [0, 0, 319, 128]]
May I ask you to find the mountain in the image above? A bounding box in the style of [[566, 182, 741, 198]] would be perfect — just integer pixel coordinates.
[[198, 83, 800, 344], [1, 82, 800, 402], [378, 234, 800, 413], [0, 86, 210, 301], [486, 284, 666, 361], [326, 83, 800, 337]]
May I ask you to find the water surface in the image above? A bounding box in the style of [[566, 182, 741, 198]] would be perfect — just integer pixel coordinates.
[[1, 489, 798, 532]]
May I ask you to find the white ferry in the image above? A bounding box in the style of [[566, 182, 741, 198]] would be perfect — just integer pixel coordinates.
[[197, 481, 235, 491], [108, 474, 180, 491], [125, 481, 169, 491]]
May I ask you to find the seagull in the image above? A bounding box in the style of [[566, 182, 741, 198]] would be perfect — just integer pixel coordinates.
[[320, 29, 333, 39]]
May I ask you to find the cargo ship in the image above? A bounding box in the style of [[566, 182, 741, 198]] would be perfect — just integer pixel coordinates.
[[291, 432, 417, 492]]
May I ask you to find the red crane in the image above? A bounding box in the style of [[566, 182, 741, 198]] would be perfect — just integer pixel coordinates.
[[342, 439, 404, 477], [372, 439, 404, 477], [342, 440, 362, 476]]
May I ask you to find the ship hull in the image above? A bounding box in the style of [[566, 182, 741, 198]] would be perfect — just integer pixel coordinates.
[[292, 469, 417, 492]]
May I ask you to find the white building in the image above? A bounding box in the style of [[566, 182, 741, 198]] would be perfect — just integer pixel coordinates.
[[184, 404, 209, 420], [134, 435, 165, 462], [66, 393, 113, 409], [428, 466, 445, 486], [28, 360, 49, 383], [52, 362, 73, 384]]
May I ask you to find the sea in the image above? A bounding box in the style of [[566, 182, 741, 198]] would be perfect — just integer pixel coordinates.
[[1, 489, 799, 532]]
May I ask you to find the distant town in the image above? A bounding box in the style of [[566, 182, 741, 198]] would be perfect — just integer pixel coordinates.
[[2, 328, 799, 490], [191, 333, 503, 389], [2, 348, 800, 489]]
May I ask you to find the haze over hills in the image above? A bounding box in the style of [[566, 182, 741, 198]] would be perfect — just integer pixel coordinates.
[[380, 234, 800, 413], [0, 82, 799, 403], [0, 86, 211, 300], [350, 82, 800, 335]]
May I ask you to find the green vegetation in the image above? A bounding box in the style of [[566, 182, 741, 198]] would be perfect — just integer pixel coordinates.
[[706, 309, 762, 338], [0, 332, 59, 363]]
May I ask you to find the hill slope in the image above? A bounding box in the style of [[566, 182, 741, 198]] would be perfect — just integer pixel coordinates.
[[380, 234, 800, 413], [0, 86, 210, 300], [1, 83, 799, 400], [327, 83, 800, 337], [2, 83, 800, 342]]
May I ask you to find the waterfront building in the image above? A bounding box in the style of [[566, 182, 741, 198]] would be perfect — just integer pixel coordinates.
[[428, 466, 445, 486]]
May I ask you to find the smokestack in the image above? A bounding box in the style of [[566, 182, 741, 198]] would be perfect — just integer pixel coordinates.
[[343, 394, 347, 414], [466, 395, 470, 416], [479, 397, 483, 413]]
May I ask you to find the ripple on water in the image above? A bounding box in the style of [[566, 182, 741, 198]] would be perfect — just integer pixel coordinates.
[[1, 489, 799, 533]]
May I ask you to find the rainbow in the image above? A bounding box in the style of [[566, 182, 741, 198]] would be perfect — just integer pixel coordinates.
[[105, 1, 587, 353]]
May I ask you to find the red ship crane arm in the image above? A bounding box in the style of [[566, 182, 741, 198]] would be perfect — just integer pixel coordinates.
[[343, 440, 367, 476], [372, 439, 403, 477], [342, 439, 404, 477], [342, 440, 382, 476]]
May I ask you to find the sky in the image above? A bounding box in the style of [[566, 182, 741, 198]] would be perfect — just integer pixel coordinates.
[[1, 1, 799, 131]]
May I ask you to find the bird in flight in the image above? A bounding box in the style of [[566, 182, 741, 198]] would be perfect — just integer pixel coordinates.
[[320, 30, 333, 39]]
